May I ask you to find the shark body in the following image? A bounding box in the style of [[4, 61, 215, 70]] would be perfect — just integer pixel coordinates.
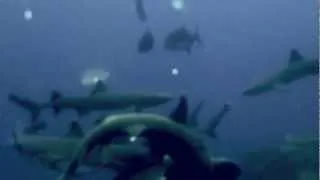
[[9, 121, 150, 174], [9, 80, 174, 119], [243, 49, 318, 96]]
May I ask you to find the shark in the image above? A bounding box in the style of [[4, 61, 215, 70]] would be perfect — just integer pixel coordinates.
[[92, 96, 231, 140], [8, 80, 174, 119], [7, 120, 151, 176], [8, 94, 47, 133], [240, 135, 318, 180], [243, 49, 319, 96], [56, 103, 241, 180], [170, 96, 232, 139]]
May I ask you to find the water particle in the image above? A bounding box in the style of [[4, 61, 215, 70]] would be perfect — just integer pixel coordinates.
[[24, 9, 33, 21], [171, 68, 179, 76]]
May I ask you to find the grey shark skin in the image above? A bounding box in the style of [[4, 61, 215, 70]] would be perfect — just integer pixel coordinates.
[[9, 85, 173, 118], [164, 25, 202, 54], [57, 113, 241, 180], [9, 122, 150, 174], [171, 96, 231, 139], [240, 135, 318, 180], [243, 49, 319, 96], [47, 91, 173, 116]]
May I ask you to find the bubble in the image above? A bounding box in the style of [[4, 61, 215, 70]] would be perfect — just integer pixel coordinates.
[[171, 0, 184, 11], [24, 8, 33, 21], [171, 67, 179, 76], [81, 69, 110, 86], [129, 136, 137, 142]]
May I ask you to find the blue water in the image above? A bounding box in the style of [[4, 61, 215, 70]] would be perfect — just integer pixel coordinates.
[[0, 0, 318, 179]]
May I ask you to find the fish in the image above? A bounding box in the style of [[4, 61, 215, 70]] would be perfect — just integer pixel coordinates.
[[170, 96, 231, 139], [45, 91, 173, 116], [9, 83, 173, 118], [8, 120, 151, 176], [240, 136, 318, 180], [135, 0, 147, 22], [164, 25, 203, 54], [137, 29, 154, 53], [243, 49, 319, 96], [56, 112, 241, 180]]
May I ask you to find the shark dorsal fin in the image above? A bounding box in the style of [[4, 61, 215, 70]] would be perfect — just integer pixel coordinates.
[[51, 91, 62, 102], [65, 121, 84, 138], [169, 96, 188, 124], [288, 49, 304, 64], [90, 80, 108, 96]]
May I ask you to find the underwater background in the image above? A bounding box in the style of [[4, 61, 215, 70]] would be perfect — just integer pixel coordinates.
[[0, 0, 318, 179]]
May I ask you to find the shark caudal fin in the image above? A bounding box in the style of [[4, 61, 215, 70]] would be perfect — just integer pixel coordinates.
[[188, 100, 205, 127], [168, 96, 188, 124], [90, 80, 108, 96], [203, 103, 231, 139], [50, 91, 63, 116], [288, 49, 304, 64], [8, 93, 42, 123]]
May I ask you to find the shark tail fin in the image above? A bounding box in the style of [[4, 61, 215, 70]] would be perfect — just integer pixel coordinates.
[[8, 93, 42, 122], [193, 26, 204, 47], [204, 103, 231, 138], [50, 91, 62, 116]]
